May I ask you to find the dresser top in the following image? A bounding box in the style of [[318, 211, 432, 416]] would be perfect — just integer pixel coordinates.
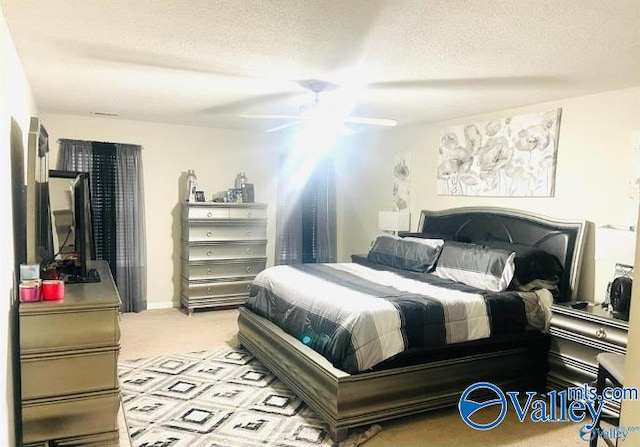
[[20, 261, 121, 314], [182, 202, 267, 208], [552, 302, 629, 329]]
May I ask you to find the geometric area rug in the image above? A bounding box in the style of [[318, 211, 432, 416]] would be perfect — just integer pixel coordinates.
[[119, 347, 339, 447]]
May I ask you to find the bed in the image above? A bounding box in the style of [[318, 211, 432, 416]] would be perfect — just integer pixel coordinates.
[[237, 207, 586, 441]]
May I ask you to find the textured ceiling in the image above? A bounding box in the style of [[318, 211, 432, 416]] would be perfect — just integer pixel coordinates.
[[3, 0, 640, 132]]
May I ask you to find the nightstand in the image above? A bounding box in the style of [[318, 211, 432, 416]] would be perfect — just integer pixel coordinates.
[[548, 302, 628, 414]]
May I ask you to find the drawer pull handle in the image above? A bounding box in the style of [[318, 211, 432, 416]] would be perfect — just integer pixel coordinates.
[[246, 284, 251, 291], [207, 268, 212, 274], [596, 328, 607, 339], [206, 249, 213, 256], [248, 211, 252, 218], [206, 287, 212, 294], [207, 231, 212, 237], [246, 266, 252, 273], [247, 231, 252, 236], [246, 248, 252, 254], [207, 212, 213, 218]]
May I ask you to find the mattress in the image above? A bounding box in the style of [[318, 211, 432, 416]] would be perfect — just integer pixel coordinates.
[[245, 262, 553, 373]]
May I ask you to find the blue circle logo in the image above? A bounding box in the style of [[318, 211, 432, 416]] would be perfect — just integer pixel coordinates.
[[458, 382, 508, 430], [579, 426, 596, 441]]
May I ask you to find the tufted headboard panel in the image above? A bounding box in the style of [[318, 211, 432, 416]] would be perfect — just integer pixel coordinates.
[[416, 207, 586, 301]]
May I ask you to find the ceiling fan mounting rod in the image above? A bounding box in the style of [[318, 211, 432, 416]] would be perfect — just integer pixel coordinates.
[[299, 79, 338, 94]]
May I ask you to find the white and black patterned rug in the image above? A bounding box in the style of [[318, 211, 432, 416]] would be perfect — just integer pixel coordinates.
[[118, 347, 338, 447]]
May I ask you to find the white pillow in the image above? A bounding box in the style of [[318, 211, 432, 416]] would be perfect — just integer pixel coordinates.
[[434, 241, 516, 292]]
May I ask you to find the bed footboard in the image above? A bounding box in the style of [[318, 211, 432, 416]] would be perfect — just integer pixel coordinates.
[[237, 307, 549, 442]]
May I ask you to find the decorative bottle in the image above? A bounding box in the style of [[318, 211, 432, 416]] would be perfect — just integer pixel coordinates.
[[234, 172, 247, 189], [186, 170, 198, 202]]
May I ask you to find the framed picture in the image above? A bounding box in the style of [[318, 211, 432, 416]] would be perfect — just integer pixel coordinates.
[[437, 108, 562, 197]]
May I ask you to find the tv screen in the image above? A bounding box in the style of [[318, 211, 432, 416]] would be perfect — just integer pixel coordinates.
[[47, 170, 100, 283]]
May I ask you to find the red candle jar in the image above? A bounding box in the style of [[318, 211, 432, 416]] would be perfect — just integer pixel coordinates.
[[42, 280, 65, 301], [19, 280, 41, 302]]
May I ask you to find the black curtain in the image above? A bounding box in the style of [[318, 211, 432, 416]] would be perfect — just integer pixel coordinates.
[[275, 153, 337, 265], [90, 142, 118, 280], [58, 139, 147, 312]]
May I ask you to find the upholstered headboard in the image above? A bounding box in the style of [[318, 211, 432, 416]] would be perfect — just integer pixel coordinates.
[[416, 207, 586, 302]]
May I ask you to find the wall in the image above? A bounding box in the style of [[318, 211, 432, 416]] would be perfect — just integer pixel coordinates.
[[41, 113, 279, 309], [338, 87, 640, 302], [0, 6, 39, 446], [620, 215, 640, 443]]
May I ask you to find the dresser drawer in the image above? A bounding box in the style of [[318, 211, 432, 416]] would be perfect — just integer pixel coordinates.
[[182, 222, 267, 242], [182, 259, 266, 280], [21, 348, 118, 400], [182, 205, 230, 220], [550, 312, 627, 349], [549, 353, 597, 386], [22, 390, 119, 445], [183, 241, 267, 261], [549, 336, 604, 374], [181, 279, 253, 298], [20, 308, 120, 354], [229, 206, 267, 220]]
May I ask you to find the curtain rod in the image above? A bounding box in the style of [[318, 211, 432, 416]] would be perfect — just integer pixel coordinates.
[[56, 138, 143, 148]]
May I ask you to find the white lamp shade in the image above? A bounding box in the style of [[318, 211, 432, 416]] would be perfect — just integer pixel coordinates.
[[595, 226, 637, 265], [378, 211, 410, 232]]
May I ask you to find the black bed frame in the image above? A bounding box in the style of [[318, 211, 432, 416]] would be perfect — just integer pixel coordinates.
[[238, 207, 586, 441], [416, 207, 585, 302]]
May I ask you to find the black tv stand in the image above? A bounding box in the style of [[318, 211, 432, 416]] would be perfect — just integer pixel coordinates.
[[63, 268, 101, 284]]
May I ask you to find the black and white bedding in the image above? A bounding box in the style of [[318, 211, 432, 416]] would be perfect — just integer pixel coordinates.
[[245, 262, 553, 374]]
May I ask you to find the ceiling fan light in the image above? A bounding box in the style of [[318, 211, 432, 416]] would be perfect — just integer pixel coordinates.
[[294, 120, 341, 154]]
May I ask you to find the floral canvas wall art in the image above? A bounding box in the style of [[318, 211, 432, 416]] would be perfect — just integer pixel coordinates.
[[437, 109, 562, 197], [393, 151, 412, 210]]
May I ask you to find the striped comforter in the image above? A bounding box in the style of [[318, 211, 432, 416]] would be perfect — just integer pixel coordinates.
[[245, 263, 552, 373]]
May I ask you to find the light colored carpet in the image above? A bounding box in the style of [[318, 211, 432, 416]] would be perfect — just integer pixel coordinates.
[[118, 308, 589, 447]]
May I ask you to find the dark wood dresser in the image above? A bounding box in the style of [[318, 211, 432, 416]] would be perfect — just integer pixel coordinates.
[[20, 261, 121, 446]]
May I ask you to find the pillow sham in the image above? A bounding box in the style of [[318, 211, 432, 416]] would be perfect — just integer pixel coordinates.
[[473, 240, 564, 287], [434, 241, 516, 292], [367, 234, 444, 272]]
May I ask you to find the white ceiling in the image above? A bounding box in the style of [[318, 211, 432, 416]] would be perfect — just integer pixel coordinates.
[[3, 0, 640, 132]]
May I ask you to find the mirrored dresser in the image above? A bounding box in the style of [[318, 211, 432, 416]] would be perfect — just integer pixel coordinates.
[[181, 202, 267, 315]]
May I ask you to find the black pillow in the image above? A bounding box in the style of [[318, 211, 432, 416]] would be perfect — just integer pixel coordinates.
[[367, 234, 443, 272], [400, 232, 471, 243], [474, 240, 564, 286]]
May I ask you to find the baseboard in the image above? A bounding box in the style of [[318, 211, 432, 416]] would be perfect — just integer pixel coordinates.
[[146, 301, 178, 310]]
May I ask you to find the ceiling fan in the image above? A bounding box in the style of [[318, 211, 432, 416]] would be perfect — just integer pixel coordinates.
[[239, 79, 397, 133]]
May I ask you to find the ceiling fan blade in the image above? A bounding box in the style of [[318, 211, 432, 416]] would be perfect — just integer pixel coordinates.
[[368, 76, 563, 90], [265, 121, 305, 133], [203, 92, 303, 115], [239, 114, 303, 120], [342, 116, 397, 127]]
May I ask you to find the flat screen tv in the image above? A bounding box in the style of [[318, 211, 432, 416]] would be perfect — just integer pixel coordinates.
[[46, 170, 100, 283]]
